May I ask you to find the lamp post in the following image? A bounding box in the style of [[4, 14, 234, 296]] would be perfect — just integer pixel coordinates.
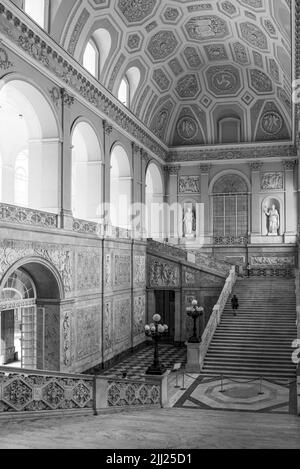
[[145, 314, 168, 375], [186, 299, 204, 343]]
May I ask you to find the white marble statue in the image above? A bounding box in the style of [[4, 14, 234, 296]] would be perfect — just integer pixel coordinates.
[[264, 204, 280, 235], [184, 208, 194, 237]]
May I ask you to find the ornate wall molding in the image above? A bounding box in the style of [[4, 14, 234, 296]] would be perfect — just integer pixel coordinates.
[[261, 172, 283, 190], [282, 160, 297, 171], [179, 176, 200, 193]]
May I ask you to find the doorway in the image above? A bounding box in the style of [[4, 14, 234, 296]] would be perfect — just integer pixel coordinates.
[[154, 290, 175, 342]]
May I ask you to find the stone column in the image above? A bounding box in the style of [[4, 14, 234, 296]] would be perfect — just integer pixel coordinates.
[[200, 164, 211, 244], [283, 160, 297, 243], [60, 89, 74, 230], [249, 162, 263, 241], [164, 165, 181, 240], [102, 121, 113, 226]]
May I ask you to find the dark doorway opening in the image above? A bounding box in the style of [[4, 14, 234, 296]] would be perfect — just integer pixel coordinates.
[[154, 290, 175, 343]]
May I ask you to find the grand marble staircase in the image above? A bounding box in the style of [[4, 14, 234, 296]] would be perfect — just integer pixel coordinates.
[[202, 277, 297, 380]]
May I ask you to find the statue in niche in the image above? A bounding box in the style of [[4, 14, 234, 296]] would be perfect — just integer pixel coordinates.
[[264, 204, 280, 235], [184, 207, 195, 238]]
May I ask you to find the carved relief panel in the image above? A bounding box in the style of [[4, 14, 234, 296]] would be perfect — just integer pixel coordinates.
[[148, 256, 180, 288], [114, 298, 131, 347], [76, 249, 101, 291], [76, 304, 101, 361], [133, 255, 146, 287], [133, 295, 146, 337]]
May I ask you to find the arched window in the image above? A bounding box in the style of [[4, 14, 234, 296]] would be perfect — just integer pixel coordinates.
[[83, 40, 99, 78], [72, 122, 102, 221], [212, 174, 248, 242], [15, 150, 29, 207], [110, 145, 131, 229], [118, 77, 130, 107], [24, 0, 47, 29], [146, 163, 164, 238]]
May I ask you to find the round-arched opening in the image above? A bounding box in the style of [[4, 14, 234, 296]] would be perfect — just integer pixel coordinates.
[[145, 163, 164, 238], [212, 174, 249, 242], [110, 145, 131, 229], [72, 121, 103, 221], [0, 79, 60, 212], [0, 260, 63, 371]]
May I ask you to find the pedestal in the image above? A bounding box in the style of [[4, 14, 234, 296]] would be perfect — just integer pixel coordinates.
[[144, 370, 171, 408], [185, 342, 202, 373]]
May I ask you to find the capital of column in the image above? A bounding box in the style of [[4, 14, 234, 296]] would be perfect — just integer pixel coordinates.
[[164, 165, 181, 175], [132, 142, 141, 155], [282, 160, 297, 171], [61, 89, 74, 107], [199, 164, 211, 174], [141, 149, 151, 166], [103, 120, 113, 136], [249, 161, 263, 171]]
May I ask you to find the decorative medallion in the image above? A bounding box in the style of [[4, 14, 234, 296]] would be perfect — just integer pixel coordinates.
[[206, 65, 241, 96], [261, 111, 283, 135], [220, 1, 238, 16], [204, 44, 228, 61], [152, 69, 171, 91], [177, 117, 198, 140]]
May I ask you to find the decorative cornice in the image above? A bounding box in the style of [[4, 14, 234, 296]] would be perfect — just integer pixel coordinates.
[[167, 144, 296, 163], [0, 1, 167, 161]]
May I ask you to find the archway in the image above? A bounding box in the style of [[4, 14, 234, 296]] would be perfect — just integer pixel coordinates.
[[0, 259, 64, 371], [145, 163, 164, 238], [71, 121, 103, 221], [110, 145, 131, 229], [0, 79, 60, 212]]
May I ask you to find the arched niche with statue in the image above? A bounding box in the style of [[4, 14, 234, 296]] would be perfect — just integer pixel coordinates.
[[181, 199, 204, 243], [261, 197, 283, 237]]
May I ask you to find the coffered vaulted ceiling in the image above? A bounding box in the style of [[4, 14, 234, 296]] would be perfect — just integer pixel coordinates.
[[53, 0, 293, 147]]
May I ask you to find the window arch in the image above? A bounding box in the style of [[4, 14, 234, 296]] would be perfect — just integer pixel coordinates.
[[71, 121, 102, 221], [14, 150, 29, 207], [212, 174, 249, 242], [145, 163, 164, 238], [24, 0, 48, 29], [110, 145, 131, 229], [118, 77, 130, 107], [83, 39, 99, 78]]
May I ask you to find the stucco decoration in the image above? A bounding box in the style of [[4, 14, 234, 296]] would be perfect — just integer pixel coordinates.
[[147, 30, 179, 62], [114, 298, 131, 346], [206, 65, 241, 96], [117, 0, 157, 23], [152, 69, 171, 91], [185, 16, 229, 41], [134, 255, 146, 285], [148, 257, 179, 288], [133, 296, 146, 337], [76, 304, 101, 361], [76, 250, 101, 290], [249, 69, 273, 94], [175, 74, 200, 99], [213, 174, 248, 194], [261, 172, 284, 190], [179, 176, 201, 193], [240, 22, 268, 50], [251, 257, 294, 266], [103, 301, 113, 353], [114, 254, 131, 286], [183, 46, 202, 68]]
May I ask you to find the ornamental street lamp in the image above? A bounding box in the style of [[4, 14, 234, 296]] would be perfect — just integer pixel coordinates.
[[145, 314, 168, 375], [186, 299, 204, 343]]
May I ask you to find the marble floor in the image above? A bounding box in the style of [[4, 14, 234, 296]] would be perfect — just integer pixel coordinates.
[[175, 375, 298, 415], [0, 408, 299, 449]]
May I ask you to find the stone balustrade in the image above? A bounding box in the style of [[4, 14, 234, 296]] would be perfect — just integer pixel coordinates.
[[0, 203, 58, 230], [0, 366, 166, 417]]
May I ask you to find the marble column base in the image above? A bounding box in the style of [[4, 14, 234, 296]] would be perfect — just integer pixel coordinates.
[[185, 342, 202, 374]]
